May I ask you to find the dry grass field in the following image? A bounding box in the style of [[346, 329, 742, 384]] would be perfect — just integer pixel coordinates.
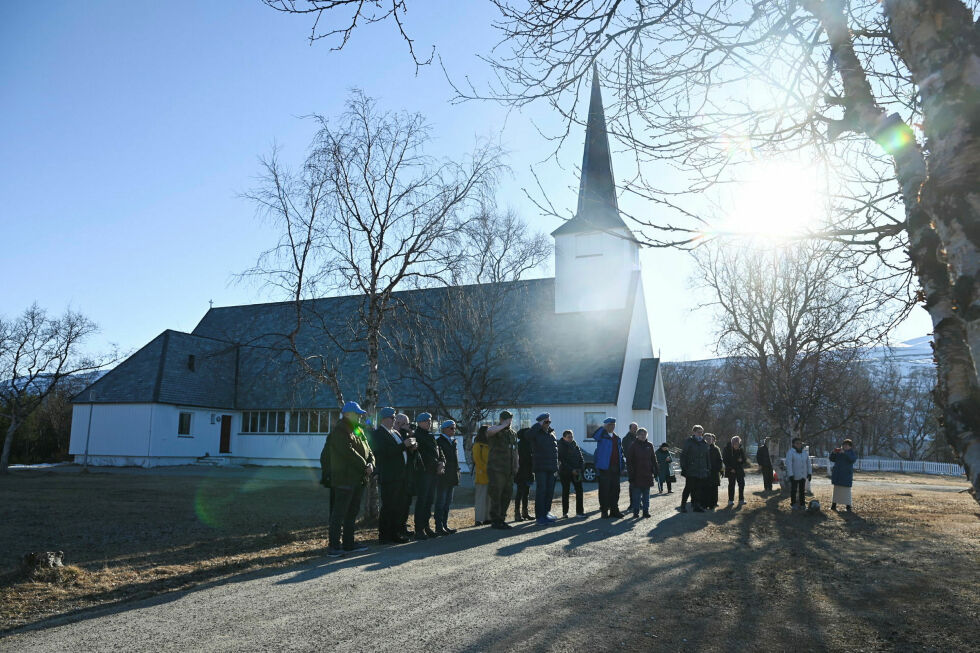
[[2, 467, 978, 651]]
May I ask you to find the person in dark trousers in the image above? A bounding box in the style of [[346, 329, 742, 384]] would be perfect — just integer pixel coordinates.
[[394, 413, 422, 537], [723, 435, 748, 506], [622, 422, 639, 513], [486, 411, 517, 529], [557, 429, 585, 517], [434, 420, 460, 535], [412, 412, 445, 539], [757, 437, 774, 492], [370, 407, 416, 544], [655, 442, 673, 494], [319, 430, 335, 516], [785, 437, 812, 511], [530, 413, 559, 524], [593, 417, 626, 518], [704, 433, 723, 509], [678, 425, 710, 513], [514, 425, 534, 521], [626, 428, 658, 518], [829, 439, 858, 512], [327, 401, 376, 557]]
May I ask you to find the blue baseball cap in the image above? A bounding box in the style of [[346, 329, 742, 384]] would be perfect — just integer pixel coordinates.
[[379, 406, 396, 419], [341, 401, 367, 415], [603, 417, 616, 425], [536, 412, 551, 422], [441, 420, 456, 430], [416, 412, 432, 422]]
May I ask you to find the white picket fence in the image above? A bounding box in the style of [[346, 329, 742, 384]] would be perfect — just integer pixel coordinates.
[[814, 456, 964, 477]]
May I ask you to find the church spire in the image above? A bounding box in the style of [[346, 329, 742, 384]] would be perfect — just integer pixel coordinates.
[[552, 65, 630, 236]]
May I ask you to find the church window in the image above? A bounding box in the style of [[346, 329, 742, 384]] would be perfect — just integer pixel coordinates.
[[518, 408, 532, 430], [178, 412, 192, 435], [575, 233, 602, 258], [584, 412, 606, 440]]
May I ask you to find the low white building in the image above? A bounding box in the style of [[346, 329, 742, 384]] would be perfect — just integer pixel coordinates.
[[70, 71, 667, 468]]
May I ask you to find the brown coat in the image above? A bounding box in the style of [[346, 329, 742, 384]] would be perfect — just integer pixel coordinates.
[[626, 439, 659, 489]]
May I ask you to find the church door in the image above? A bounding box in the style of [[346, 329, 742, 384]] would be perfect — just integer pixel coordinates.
[[219, 415, 232, 454]]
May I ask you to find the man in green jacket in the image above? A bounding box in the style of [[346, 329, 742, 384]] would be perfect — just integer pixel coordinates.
[[327, 401, 376, 557], [486, 410, 518, 529]]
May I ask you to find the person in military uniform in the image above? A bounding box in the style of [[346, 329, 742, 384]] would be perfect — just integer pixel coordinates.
[[433, 420, 461, 535], [514, 424, 535, 521], [485, 410, 517, 529], [412, 412, 445, 539], [369, 407, 416, 544], [394, 412, 422, 537], [327, 401, 376, 557]]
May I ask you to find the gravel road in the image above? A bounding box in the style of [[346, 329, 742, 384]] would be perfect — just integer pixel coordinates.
[[5, 474, 960, 652], [5, 480, 679, 652]]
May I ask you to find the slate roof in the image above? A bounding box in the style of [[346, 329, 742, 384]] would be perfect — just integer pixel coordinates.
[[74, 277, 637, 410], [552, 66, 633, 238], [74, 330, 239, 407], [632, 357, 660, 411]]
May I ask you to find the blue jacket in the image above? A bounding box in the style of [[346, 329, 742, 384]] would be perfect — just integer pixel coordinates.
[[829, 448, 858, 487], [593, 427, 626, 472], [530, 422, 559, 472]]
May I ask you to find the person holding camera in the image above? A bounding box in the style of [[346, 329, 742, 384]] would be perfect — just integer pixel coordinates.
[[829, 439, 858, 512]]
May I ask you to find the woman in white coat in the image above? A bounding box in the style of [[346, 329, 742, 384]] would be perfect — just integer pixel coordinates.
[[785, 437, 812, 511]]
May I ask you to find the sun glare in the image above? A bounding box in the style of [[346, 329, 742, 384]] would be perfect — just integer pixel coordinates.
[[713, 160, 829, 240]]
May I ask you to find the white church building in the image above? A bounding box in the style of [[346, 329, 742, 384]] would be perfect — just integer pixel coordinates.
[[69, 71, 668, 468]]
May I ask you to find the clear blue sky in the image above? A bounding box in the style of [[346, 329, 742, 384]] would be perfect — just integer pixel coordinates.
[[0, 1, 930, 362]]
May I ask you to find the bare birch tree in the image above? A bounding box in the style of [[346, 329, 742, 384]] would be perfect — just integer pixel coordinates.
[[390, 202, 550, 455], [696, 241, 900, 449], [0, 304, 116, 473]]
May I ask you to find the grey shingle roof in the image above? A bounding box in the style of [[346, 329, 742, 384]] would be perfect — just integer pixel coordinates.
[[75, 277, 635, 409], [74, 330, 239, 407], [632, 357, 660, 411]]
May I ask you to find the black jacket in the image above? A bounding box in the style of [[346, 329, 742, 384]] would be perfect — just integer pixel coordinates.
[[722, 444, 748, 479], [622, 432, 637, 471], [757, 444, 772, 468], [516, 428, 534, 483], [319, 434, 331, 487], [414, 426, 445, 474], [557, 438, 584, 473], [709, 445, 723, 485], [530, 422, 558, 473], [436, 434, 460, 487], [370, 424, 409, 487]]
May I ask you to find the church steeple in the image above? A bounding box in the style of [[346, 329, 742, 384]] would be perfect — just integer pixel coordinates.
[[552, 66, 631, 237]]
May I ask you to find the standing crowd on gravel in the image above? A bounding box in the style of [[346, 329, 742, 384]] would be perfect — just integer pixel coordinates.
[[320, 402, 858, 558]]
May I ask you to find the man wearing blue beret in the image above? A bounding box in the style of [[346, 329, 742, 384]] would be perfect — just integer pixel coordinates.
[[369, 407, 416, 544], [530, 413, 559, 524], [593, 417, 626, 518], [434, 420, 461, 535], [412, 412, 445, 539], [326, 401, 376, 556]]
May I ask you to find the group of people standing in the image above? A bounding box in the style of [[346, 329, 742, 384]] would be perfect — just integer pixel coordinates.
[[677, 425, 859, 514], [323, 405, 861, 557], [321, 403, 668, 557], [675, 425, 750, 513]]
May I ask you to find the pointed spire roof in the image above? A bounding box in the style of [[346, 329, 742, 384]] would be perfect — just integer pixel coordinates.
[[552, 66, 631, 237]]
